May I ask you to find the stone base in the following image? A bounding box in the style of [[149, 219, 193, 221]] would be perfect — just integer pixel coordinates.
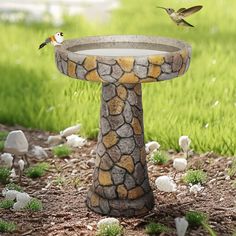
[[86, 188, 154, 217]]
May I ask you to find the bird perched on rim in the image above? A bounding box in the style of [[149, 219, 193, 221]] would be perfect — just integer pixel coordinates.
[[156, 5, 203, 27], [39, 32, 64, 49]]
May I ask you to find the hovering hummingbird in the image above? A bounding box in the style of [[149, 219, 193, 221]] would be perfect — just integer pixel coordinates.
[[39, 32, 64, 49], [156, 5, 203, 27]]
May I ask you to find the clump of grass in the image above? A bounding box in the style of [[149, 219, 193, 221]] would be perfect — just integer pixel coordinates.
[[183, 169, 207, 185], [5, 183, 23, 192], [0, 141, 4, 152], [25, 162, 49, 179], [52, 145, 71, 158], [150, 151, 169, 165], [145, 222, 170, 235], [0, 219, 16, 233], [0, 199, 14, 209], [0, 131, 8, 141], [96, 223, 124, 236], [228, 158, 236, 177], [0, 167, 11, 184], [25, 198, 43, 212], [185, 211, 216, 236]]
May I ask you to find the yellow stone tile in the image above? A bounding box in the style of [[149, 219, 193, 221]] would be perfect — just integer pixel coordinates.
[[148, 65, 161, 78], [108, 97, 124, 115], [103, 131, 118, 148], [128, 186, 144, 200], [119, 72, 139, 83], [98, 170, 113, 186], [86, 70, 103, 82], [178, 63, 186, 76], [141, 77, 156, 83], [67, 60, 76, 78], [131, 118, 142, 135], [181, 49, 188, 63], [117, 155, 134, 173], [140, 147, 147, 166], [117, 184, 128, 199], [117, 57, 134, 72], [83, 56, 97, 70], [117, 85, 127, 100], [148, 55, 164, 65], [90, 193, 100, 207], [134, 84, 141, 96]]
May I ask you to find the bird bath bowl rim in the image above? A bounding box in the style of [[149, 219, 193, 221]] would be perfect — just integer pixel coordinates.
[[55, 34, 191, 84]]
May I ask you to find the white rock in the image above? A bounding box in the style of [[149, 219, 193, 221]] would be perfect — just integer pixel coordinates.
[[97, 217, 120, 229], [179, 136, 191, 153], [0, 153, 13, 168], [173, 158, 187, 172], [66, 135, 86, 148], [32, 145, 48, 159], [16, 192, 31, 203], [189, 184, 204, 195], [10, 168, 17, 178], [46, 135, 63, 146], [4, 190, 19, 200], [175, 217, 189, 236], [90, 149, 96, 157], [18, 159, 25, 171], [155, 176, 177, 192], [60, 124, 81, 138], [4, 130, 28, 155], [145, 141, 160, 154]]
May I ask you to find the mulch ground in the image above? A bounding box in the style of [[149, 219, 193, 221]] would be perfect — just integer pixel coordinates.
[[0, 124, 235, 236]]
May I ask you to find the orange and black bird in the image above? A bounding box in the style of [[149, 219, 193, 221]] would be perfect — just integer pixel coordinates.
[[156, 5, 203, 27], [39, 32, 64, 49]]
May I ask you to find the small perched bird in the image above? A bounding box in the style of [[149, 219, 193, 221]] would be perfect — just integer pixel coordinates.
[[39, 32, 64, 49], [156, 5, 203, 27]]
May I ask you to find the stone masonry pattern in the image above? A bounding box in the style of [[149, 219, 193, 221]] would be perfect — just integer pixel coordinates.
[[86, 83, 154, 216], [55, 48, 191, 84]]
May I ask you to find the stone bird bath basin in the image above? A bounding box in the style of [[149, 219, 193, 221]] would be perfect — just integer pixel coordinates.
[[54, 35, 191, 217]]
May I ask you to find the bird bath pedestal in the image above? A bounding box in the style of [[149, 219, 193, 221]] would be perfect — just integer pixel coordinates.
[[54, 35, 191, 217]]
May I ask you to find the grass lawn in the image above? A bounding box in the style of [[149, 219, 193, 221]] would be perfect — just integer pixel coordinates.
[[0, 0, 235, 155]]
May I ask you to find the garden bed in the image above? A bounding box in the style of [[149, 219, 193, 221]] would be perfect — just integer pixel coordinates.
[[0, 124, 235, 236]]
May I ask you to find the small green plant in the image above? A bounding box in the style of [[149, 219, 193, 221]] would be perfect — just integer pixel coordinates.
[[150, 151, 169, 165], [0, 167, 11, 184], [0, 141, 4, 152], [228, 158, 236, 177], [0, 199, 14, 209], [52, 145, 72, 158], [25, 198, 43, 212], [96, 223, 124, 236], [25, 162, 49, 179], [0, 219, 16, 233], [185, 211, 216, 236], [145, 222, 170, 235], [183, 169, 207, 185], [0, 131, 8, 141], [5, 183, 23, 192]]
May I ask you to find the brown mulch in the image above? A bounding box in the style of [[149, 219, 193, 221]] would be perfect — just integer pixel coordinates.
[[0, 124, 235, 236]]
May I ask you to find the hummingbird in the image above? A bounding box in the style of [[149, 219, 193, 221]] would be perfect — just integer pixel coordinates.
[[156, 5, 203, 27], [39, 32, 64, 49]]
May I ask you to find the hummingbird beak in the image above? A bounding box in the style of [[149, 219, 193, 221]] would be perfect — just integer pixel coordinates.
[[156, 6, 167, 10]]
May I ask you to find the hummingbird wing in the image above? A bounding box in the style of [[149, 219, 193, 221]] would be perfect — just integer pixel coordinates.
[[179, 5, 203, 18], [177, 8, 186, 13], [178, 19, 194, 27]]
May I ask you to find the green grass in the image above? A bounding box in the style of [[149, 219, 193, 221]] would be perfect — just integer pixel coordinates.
[[0, 199, 14, 209], [96, 223, 124, 236], [52, 145, 72, 158], [0, 168, 11, 184], [186, 211, 217, 236], [25, 162, 49, 179], [5, 183, 23, 192], [25, 198, 43, 212], [145, 222, 170, 235], [0, 131, 8, 141], [183, 169, 207, 185], [0, 0, 236, 155], [150, 151, 169, 165], [0, 219, 16, 233], [0, 141, 4, 152]]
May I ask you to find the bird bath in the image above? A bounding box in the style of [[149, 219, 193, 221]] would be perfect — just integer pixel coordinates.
[[54, 35, 191, 217]]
